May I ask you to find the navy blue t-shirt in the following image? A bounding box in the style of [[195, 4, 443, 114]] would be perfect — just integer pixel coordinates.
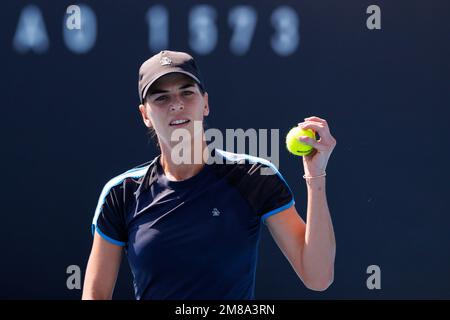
[[91, 149, 295, 300]]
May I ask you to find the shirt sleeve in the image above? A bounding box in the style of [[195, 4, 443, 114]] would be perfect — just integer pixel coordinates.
[[91, 180, 127, 246], [257, 164, 295, 224]]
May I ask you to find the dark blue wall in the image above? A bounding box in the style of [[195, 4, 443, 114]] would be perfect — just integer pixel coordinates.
[[1, 0, 449, 299]]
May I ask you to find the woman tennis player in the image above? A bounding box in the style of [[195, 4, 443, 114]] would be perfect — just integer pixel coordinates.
[[82, 50, 337, 300]]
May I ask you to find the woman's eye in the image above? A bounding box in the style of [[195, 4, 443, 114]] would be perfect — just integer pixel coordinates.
[[155, 95, 167, 102]]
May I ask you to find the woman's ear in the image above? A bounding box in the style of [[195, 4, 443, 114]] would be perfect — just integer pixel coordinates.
[[139, 104, 153, 128], [203, 92, 209, 117]]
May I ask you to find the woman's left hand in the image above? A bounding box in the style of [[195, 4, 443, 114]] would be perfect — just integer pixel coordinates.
[[297, 116, 337, 177]]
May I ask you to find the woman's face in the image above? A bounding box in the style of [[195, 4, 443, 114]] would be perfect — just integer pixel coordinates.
[[139, 73, 209, 149]]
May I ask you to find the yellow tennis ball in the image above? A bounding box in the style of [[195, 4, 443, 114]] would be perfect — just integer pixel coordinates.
[[286, 127, 316, 156]]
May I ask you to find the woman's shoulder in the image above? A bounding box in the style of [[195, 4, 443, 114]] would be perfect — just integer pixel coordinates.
[[213, 148, 281, 177], [100, 157, 159, 195]]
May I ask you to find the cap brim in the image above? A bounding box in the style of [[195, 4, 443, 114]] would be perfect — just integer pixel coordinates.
[[141, 70, 203, 103]]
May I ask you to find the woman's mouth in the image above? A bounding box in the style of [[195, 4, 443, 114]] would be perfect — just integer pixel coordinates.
[[169, 119, 191, 127]]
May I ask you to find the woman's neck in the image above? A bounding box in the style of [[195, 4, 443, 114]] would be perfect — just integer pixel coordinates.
[[159, 140, 209, 181]]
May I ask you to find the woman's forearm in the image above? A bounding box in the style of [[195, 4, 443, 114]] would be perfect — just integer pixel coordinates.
[[301, 177, 336, 290]]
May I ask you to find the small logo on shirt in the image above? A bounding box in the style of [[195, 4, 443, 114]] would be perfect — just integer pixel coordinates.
[[211, 208, 221, 216]]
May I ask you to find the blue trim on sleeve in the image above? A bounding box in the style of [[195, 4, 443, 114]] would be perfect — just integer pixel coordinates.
[[215, 149, 297, 224], [93, 224, 127, 247], [215, 148, 295, 196], [92, 165, 150, 228], [261, 198, 295, 224]]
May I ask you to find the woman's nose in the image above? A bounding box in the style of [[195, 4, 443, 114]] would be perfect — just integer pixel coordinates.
[[170, 100, 184, 111]]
